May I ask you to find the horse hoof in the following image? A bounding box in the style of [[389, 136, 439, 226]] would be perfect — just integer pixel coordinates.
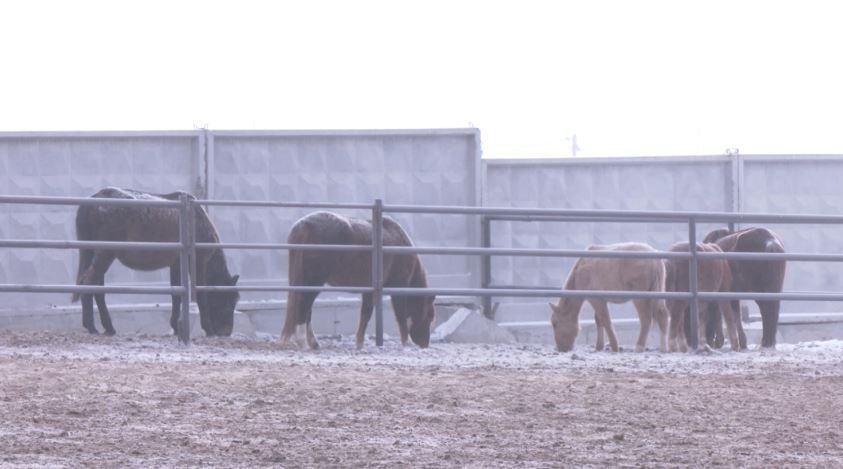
[[85, 328, 100, 335], [104, 329, 116, 337], [634, 345, 645, 353]]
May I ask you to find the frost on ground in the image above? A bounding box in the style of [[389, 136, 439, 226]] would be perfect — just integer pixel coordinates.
[[1, 331, 843, 468]]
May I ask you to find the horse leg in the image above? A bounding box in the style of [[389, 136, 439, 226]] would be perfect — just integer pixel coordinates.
[[80, 252, 115, 335], [654, 301, 669, 352], [668, 300, 688, 353], [354, 293, 375, 349], [93, 266, 116, 336], [587, 300, 604, 351], [706, 302, 724, 348], [81, 293, 98, 334], [757, 299, 780, 349], [593, 301, 618, 352], [632, 299, 653, 352], [305, 322, 319, 350], [281, 290, 319, 349], [169, 264, 183, 336], [719, 300, 741, 351], [697, 302, 712, 351]]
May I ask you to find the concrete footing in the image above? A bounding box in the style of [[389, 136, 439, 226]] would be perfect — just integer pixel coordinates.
[[2, 300, 842, 347]]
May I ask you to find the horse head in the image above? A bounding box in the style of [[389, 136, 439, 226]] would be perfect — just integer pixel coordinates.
[[203, 250, 240, 336], [406, 295, 436, 348], [549, 300, 580, 352]]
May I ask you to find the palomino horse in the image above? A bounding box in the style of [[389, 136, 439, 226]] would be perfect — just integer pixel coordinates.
[[549, 243, 669, 353], [665, 242, 740, 352], [280, 211, 435, 349], [72, 187, 240, 336], [701, 227, 786, 349]]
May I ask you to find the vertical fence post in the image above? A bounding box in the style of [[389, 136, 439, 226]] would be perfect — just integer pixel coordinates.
[[178, 194, 193, 345], [481, 216, 493, 319], [687, 217, 699, 351], [188, 198, 197, 303], [372, 199, 384, 346]]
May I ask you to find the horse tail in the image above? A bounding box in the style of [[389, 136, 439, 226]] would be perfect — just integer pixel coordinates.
[[72, 206, 96, 302]]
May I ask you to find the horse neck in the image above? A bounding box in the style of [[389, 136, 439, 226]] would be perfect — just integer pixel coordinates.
[[409, 259, 428, 288], [205, 248, 233, 284], [193, 205, 221, 244], [556, 262, 584, 313]]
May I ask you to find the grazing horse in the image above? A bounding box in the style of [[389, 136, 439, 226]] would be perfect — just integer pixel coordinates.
[[549, 243, 669, 353], [280, 211, 435, 349], [665, 242, 740, 352], [72, 187, 240, 336], [701, 227, 786, 349]]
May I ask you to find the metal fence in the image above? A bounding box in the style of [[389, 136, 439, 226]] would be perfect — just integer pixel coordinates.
[[4, 194, 843, 349]]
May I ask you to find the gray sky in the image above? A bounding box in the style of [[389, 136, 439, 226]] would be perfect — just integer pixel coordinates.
[[2, 0, 841, 157]]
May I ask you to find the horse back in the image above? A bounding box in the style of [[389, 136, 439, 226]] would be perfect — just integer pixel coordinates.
[[288, 211, 422, 288], [570, 242, 663, 296]]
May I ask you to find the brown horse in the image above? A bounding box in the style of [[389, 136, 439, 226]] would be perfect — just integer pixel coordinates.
[[665, 242, 740, 352], [549, 243, 669, 353], [72, 187, 240, 336], [701, 227, 786, 349], [280, 211, 435, 349]]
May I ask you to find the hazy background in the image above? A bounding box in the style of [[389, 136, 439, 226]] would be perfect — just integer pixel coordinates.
[[1, 0, 841, 157]]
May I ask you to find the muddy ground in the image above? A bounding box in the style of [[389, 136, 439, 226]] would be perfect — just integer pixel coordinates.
[[1, 331, 842, 468]]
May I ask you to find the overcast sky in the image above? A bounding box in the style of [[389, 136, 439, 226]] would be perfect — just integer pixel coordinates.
[[2, 0, 841, 157]]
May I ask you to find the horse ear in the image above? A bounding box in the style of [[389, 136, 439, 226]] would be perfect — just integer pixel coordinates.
[[549, 302, 560, 314], [231, 274, 240, 285]]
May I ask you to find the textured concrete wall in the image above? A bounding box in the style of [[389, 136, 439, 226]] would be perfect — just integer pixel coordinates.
[[207, 130, 481, 302], [484, 154, 843, 321], [0, 130, 480, 312], [483, 157, 732, 291], [0, 132, 203, 308], [741, 156, 843, 314]]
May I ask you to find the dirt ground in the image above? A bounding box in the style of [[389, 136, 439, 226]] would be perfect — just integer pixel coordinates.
[[1, 331, 843, 468]]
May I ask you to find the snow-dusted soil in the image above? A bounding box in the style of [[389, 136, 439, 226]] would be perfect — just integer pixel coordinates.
[[1, 331, 842, 468]]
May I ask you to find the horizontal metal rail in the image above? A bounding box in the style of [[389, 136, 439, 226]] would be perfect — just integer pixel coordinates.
[[382, 287, 843, 302], [0, 239, 182, 251], [197, 199, 372, 210], [383, 245, 692, 259], [0, 194, 180, 208], [195, 285, 373, 294], [484, 215, 690, 224], [195, 242, 372, 252], [385, 203, 843, 225], [2, 238, 828, 264], [0, 284, 185, 295]]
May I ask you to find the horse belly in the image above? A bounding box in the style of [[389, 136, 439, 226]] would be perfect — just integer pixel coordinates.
[[118, 251, 178, 271]]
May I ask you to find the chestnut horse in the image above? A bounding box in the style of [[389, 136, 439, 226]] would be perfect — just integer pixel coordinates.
[[701, 227, 786, 349], [72, 187, 240, 336], [280, 211, 435, 349], [665, 242, 740, 352], [549, 242, 669, 353]]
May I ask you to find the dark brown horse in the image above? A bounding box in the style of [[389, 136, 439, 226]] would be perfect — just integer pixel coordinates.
[[665, 242, 741, 352], [280, 211, 435, 349], [72, 187, 239, 336], [700, 227, 786, 349]]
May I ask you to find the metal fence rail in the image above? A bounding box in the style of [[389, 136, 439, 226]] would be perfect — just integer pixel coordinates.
[[3, 194, 843, 350]]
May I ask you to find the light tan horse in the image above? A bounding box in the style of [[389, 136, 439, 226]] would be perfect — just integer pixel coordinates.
[[664, 242, 740, 352], [549, 243, 669, 352]]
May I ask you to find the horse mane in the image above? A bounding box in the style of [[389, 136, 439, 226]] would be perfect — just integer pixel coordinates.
[[563, 261, 580, 290]]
